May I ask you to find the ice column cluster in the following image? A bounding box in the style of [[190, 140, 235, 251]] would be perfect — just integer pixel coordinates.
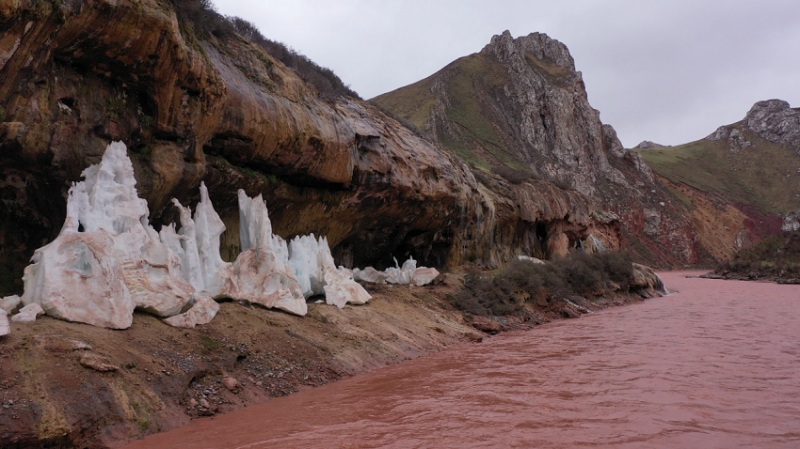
[[9, 142, 386, 330]]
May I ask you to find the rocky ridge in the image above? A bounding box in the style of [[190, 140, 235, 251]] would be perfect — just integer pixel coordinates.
[[707, 99, 800, 150]]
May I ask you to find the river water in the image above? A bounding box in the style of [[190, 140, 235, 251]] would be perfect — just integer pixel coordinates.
[[123, 272, 800, 448]]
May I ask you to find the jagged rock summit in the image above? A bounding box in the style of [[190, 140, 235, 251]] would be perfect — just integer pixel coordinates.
[[707, 99, 800, 150]]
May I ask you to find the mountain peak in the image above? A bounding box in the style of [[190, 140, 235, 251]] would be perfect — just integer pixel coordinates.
[[708, 99, 800, 149], [482, 31, 575, 72]]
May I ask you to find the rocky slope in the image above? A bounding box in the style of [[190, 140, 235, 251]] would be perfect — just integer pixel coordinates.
[[639, 99, 800, 261], [373, 31, 703, 266], [0, 2, 658, 297]]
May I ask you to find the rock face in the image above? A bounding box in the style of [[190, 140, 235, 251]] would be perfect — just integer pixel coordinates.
[[373, 31, 698, 266], [742, 100, 800, 149], [640, 99, 800, 261], [707, 100, 800, 150]]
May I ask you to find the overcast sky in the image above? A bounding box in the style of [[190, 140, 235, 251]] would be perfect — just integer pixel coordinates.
[[211, 0, 799, 148]]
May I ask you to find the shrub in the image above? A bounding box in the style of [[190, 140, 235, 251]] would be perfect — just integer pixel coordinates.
[[717, 231, 800, 279], [171, 0, 234, 38], [171, 1, 359, 100], [493, 165, 534, 184], [450, 251, 634, 317]]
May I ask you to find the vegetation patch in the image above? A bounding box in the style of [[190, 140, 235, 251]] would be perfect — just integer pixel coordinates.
[[638, 129, 800, 214], [170, 0, 358, 100], [713, 230, 800, 281], [449, 251, 634, 317]]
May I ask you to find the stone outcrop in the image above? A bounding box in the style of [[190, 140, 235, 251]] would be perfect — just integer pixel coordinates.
[[743, 100, 800, 149], [707, 100, 800, 150], [631, 263, 668, 298], [782, 211, 800, 232], [634, 141, 666, 150]]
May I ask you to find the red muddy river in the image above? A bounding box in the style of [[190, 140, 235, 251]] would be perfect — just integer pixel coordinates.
[[123, 272, 800, 448]]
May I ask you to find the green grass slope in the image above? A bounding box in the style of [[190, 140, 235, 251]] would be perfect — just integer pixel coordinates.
[[638, 126, 800, 215], [372, 53, 529, 174]]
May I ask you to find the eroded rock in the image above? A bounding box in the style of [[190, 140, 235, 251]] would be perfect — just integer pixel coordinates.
[[631, 263, 668, 298], [79, 353, 119, 373]]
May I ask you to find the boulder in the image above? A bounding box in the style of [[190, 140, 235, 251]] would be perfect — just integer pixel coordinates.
[[631, 263, 668, 297]]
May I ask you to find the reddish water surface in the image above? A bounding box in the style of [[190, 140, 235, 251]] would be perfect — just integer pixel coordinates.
[[123, 272, 800, 448]]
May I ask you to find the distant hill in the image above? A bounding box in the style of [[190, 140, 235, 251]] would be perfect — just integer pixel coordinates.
[[638, 100, 800, 260]]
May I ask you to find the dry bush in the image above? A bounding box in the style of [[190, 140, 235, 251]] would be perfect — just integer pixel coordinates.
[[171, 1, 359, 100], [449, 251, 633, 317]]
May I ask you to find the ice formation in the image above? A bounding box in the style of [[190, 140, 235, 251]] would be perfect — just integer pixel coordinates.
[[163, 294, 220, 329], [11, 303, 44, 323], [159, 183, 235, 299], [0, 309, 9, 337], [19, 142, 193, 329], [286, 234, 372, 308], [0, 295, 20, 313], [353, 257, 440, 287], [15, 141, 436, 330]]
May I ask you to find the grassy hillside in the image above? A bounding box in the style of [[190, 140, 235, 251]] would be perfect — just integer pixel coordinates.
[[638, 127, 800, 215], [373, 53, 528, 174]]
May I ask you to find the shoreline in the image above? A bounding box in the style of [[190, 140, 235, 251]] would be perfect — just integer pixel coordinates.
[[0, 273, 654, 449]]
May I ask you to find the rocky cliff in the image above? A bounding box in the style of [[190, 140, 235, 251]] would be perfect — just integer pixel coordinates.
[[0, 3, 667, 296], [373, 31, 702, 265]]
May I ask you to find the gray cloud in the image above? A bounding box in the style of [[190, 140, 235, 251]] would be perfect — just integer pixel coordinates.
[[212, 0, 800, 147]]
